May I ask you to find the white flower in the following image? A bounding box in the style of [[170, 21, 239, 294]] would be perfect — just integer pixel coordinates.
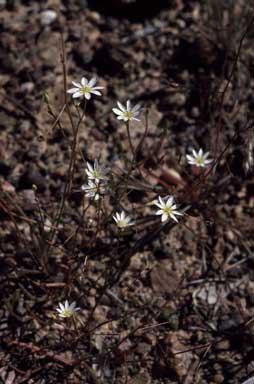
[[112, 100, 141, 122], [56, 300, 80, 318], [81, 180, 105, 201], [67, 77, 104, 100], [186, 148, 213, 168], [85, 160, 109, 182], [113, 211, 134, 229], [154, 196, 183, 223]]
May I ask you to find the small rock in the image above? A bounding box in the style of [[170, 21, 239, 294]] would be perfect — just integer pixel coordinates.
[[133, 372, 151, 384], [20, 189, 37, 211], [215, 340, 230, 351], [1, 181, 15, 193], [151, 261, 179, 295], [214, 373, 224, 383], [20, 82, 34, 93], [170, 93, 186, 107], [191, 106, 200, 117], [136, 342, 151, 355], [241, 378, 254, 384], [87, 11, 101, 22], [40, 10, 57, 26]]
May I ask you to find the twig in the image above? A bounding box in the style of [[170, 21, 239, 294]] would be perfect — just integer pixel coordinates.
[[214, 15, 254, 157], [8, 340, 76, 366]]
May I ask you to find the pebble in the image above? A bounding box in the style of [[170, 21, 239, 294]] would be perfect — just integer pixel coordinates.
[[170, 93, 186, 107], [40, 10, 57, 26], [191, 106, 200, 117], [20, 82, 34, 93], [214, 373, 224, 383]]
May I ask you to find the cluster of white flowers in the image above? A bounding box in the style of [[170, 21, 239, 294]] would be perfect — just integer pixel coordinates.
[[67, 76, 214, 228], [54, 77, 217, 320], [68, 76, 213, 167]]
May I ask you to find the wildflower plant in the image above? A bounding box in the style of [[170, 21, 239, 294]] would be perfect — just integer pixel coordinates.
[[113, 100, 142, 159], [6, 19, 252, 384]]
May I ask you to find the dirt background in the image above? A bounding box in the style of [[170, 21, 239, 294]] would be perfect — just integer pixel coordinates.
[[1, 0, 254, 383]]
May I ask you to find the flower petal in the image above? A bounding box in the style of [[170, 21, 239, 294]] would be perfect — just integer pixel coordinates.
[[90, 90, 102, 96], [132, 104, 141, 113], [81, 77, 88, 87], [72, 81, 82, 88], [170, 214, 179, 222], [67, 87, 79, 94], [174, 211, 183, 216], [154, 202, 163, 208], [186, 154, 194, 162], [166, 196, 174, 206], [73, 91, 83, 98], [198, 148, 203, 157], [117, 101, 126, 112], [112, 108, 123, 116], [158, 196, 165, 206], [88, 77, 96, 87], [161, 213, 168, 222]]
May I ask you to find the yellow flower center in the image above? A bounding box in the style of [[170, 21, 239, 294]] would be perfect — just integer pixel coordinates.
[[124, 111, 134, 119], [92, 170, 102, 179], [163, 207, 173, 215], [62, 309, 73, 318], [118, 220, 128, 229], [81, 86, 92, 94], [196, 156, 204, 166]]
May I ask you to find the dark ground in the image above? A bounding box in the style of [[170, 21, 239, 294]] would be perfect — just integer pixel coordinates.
[[1, 0, 254, 383]]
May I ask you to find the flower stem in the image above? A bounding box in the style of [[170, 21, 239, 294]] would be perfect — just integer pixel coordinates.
[[126, 121, 135, 161]]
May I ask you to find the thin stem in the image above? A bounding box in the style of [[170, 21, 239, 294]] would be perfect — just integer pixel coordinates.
[[68, 101, 87, 194], [126, 121, 135, 160]]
